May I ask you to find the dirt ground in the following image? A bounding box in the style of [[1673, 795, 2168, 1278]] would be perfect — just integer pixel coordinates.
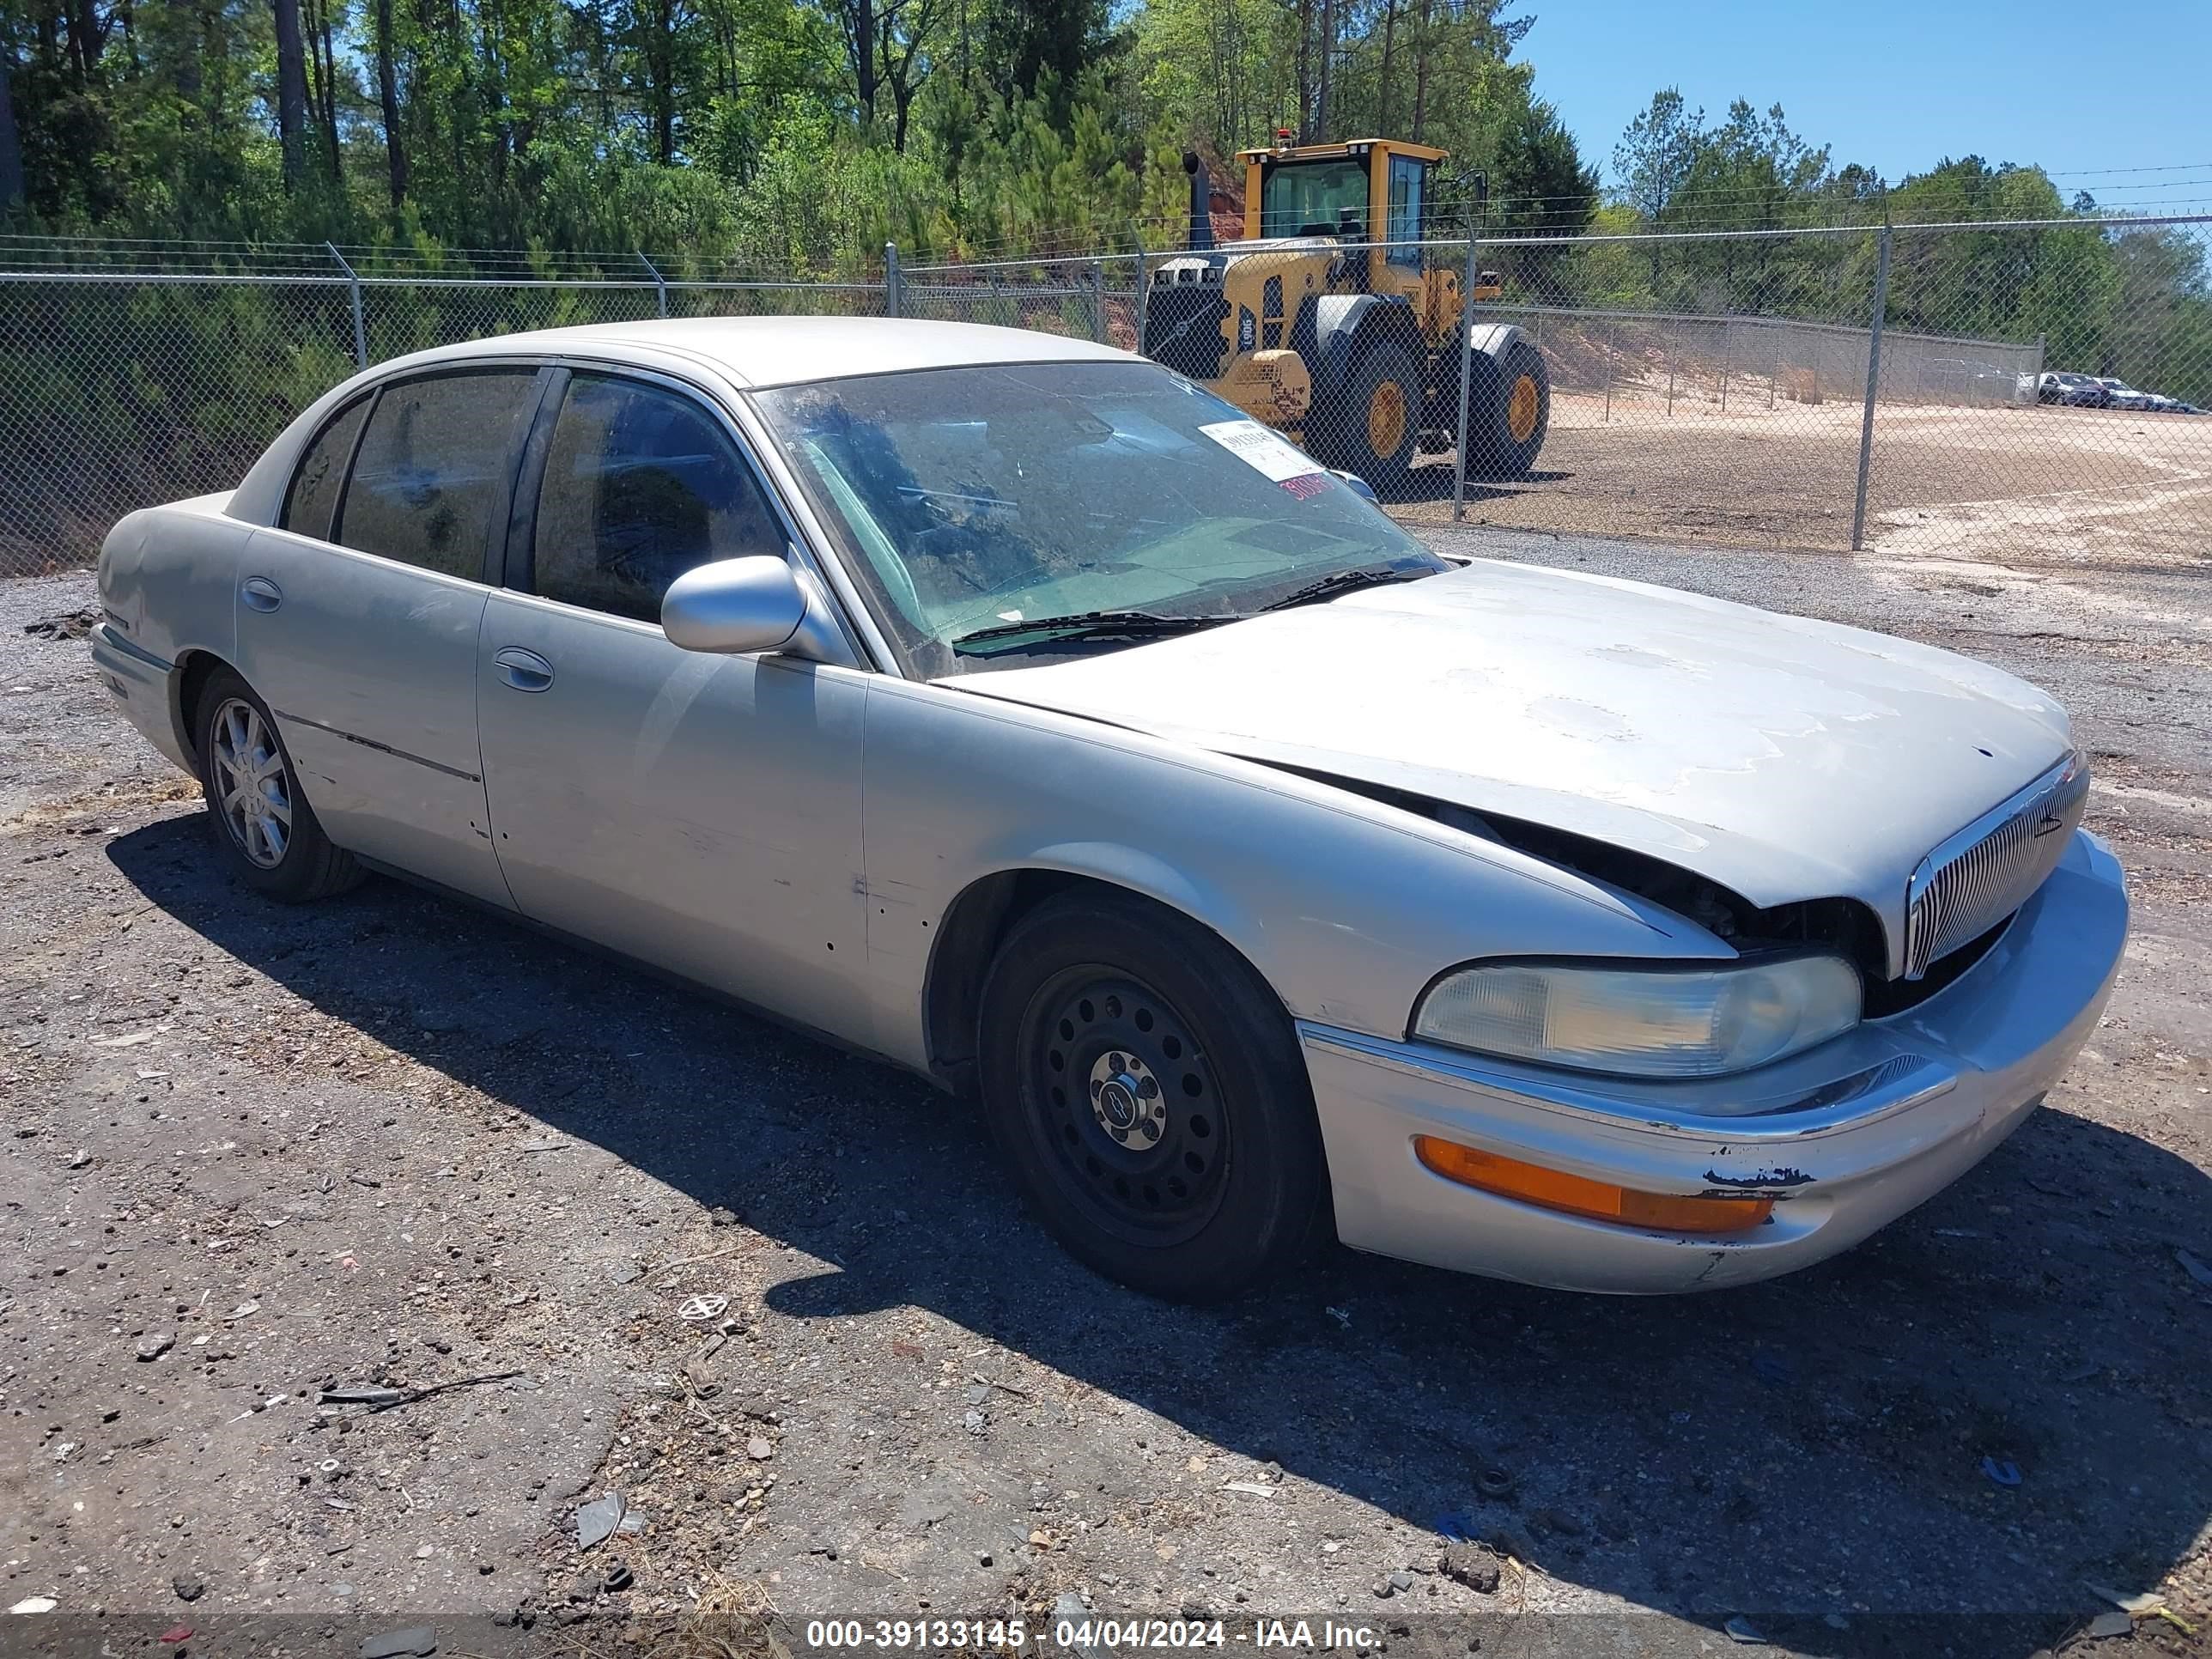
[[2, 521, 2209, 1659], [1393, 392, 2212, 563]]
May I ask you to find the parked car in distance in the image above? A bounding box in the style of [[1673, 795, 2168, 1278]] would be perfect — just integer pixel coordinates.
[[2096, 377, 2154, 411], [2038, 370, 2099, 404], [93, 319, 2130, 1301]]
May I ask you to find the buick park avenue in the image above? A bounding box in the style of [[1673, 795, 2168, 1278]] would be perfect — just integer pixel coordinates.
[[92, 318, 2128, 1301]]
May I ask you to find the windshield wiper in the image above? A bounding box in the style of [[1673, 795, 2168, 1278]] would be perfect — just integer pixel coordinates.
[[1256, 564, 1435, 614], [951, 609, 1233, 654]]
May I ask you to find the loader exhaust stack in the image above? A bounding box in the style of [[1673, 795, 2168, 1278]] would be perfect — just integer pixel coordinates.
[[1182, 151, 1214, 252]]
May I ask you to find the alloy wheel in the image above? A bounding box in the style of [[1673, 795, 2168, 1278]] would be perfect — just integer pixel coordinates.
[[209, 696, 292, 869]]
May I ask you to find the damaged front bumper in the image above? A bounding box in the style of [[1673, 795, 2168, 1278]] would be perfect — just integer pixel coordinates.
[[1301, 829, 2129, 1293]]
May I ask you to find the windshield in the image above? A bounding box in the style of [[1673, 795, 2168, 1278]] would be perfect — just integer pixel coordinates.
[[752, 361, 1443, 678], [1261, 159, 1369, 239]]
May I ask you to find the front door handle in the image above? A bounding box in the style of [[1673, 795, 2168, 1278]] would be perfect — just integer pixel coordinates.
[[493, 647, 554, 693], [240, 576, 283, 613]]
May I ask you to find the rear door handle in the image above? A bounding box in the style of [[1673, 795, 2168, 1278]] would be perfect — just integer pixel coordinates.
[[240, 576, 283, 613], [493, 647, 554, 692]]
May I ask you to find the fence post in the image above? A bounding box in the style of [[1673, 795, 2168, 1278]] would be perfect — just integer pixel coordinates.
[[637, 252, 668, 319], [884, 241, 902, 319], [1720, 318, 1729, 412], [1090, 258, 1106, 343], [1130, 225, 1150, 351], [1603, 318, 1615, 423], [326, 242, 368, 369], [1850, 224, 1893, 552], [1450, 235, 1480, 523]]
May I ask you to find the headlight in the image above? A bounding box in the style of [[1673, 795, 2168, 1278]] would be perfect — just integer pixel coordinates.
[[1412, 955, 1861, 1079]]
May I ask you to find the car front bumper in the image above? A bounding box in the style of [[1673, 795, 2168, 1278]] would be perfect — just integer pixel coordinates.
[[1300, 829, 2129, 1293]]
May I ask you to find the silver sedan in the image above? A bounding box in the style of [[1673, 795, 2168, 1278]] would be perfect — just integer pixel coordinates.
[[92, 318, 2128, 1300]]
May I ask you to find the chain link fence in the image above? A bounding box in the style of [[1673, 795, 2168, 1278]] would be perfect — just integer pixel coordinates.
[[3, 221, 2208, 576]]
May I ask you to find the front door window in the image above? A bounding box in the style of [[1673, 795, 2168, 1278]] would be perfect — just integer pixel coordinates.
[[1386, 156, 1425, 268]]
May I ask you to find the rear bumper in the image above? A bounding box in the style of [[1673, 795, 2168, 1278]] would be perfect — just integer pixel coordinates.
[[90, 621, 192, 773], [1302, 829, 2128, 1293]]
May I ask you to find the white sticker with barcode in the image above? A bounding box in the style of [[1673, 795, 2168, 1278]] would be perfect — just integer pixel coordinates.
[[1200, 418, 1324, 483]]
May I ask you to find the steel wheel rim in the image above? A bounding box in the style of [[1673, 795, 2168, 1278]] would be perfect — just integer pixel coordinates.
[[1508, 374, 1540, 443], [1368, 379, 1408, 456], [210, 697, 292, 869], [1018, 968, 1231, 1248]]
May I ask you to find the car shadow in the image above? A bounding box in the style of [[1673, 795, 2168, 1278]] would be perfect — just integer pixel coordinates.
[[107, 819, 2212, 1656]]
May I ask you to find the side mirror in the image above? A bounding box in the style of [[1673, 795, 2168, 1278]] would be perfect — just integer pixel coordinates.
[[661, 556, 809, 655], [1328, 468, 1379, 502]]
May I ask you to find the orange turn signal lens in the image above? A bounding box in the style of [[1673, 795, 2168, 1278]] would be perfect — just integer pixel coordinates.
[[1412, 1136, 1773, 1236]]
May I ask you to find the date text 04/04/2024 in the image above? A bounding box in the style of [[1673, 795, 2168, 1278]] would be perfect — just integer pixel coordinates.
[[803, 1620, 1385, 1651]]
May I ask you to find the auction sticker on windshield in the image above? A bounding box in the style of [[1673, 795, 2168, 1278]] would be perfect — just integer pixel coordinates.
[[1200, 418, 1323, 483]]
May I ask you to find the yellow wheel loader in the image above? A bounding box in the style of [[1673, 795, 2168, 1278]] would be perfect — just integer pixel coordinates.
[[1140, 137, 1549, 494]]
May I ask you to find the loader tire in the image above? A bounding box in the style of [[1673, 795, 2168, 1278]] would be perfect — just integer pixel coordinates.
[[1466, 337, 1549, 480], [1316, 341, 1422, 495]]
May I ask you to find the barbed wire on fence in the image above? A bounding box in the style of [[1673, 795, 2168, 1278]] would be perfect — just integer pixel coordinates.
[[3, 216, 2208, 579]]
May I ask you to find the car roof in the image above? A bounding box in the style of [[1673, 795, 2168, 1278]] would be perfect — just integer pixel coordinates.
[[380, 315, 1136, 390]]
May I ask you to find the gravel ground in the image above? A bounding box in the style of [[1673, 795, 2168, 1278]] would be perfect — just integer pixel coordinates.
[[1389, 397, 2212, 563], [1, 525, 2208, 1659]]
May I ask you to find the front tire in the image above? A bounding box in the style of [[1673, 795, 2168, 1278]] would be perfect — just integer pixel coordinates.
[[192, 666, 363, 902], [977, 891, 1328, 1302], [1316, 341, 1422, 495]]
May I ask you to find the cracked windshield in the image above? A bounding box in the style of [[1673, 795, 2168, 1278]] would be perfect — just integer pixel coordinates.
[[755, 361, 1442, 675]]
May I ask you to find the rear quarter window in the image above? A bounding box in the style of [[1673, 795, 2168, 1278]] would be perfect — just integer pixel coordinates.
[[279, 396, 371, 544]]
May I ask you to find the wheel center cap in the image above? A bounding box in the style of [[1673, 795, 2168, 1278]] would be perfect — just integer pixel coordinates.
[[1099, 1079, 1139, 1127], [1087, 1050, 1166, 1146]]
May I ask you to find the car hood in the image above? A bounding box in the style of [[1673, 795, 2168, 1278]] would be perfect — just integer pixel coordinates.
[[944, 558, 2074, 945]]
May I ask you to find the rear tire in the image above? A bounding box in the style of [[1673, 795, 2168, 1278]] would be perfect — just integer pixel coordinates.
[[977, 890, 1329, 1303], [192, 666, 363, 902], [1316, 341, 1422, 495], [1466, 337, 1549, 479]]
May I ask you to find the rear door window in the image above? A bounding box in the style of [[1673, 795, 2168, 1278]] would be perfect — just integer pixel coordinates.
[[529, 374, 787, 623], [337, 370, 539, 580], [280, 396, 371, 544]]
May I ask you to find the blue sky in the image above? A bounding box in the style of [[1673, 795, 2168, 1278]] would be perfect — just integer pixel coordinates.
[[1519, 0, 2212, 206]]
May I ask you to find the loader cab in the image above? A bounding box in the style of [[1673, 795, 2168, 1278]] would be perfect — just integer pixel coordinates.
[[1238, 137, 1445, 288]]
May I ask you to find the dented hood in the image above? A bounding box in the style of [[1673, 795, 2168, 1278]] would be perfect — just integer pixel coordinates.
[[945, 558, 2074, 930]]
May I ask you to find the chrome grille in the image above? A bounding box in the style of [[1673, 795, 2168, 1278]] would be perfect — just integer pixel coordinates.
[[1902, 752, 2089, 979]]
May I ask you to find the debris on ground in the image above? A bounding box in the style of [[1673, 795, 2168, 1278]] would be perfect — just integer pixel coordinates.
[[1439, 1542, 1502, 1595], [1723, 1614, 1765, 1644], [575, 1493, 625, 1552], [319, 1370, 523, 1413], [21, 607, 99, 640], [2087, 1610, 2134, 1638], [2086, 1583, 2166, 1615], [359, 1628, 439, 1659]]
